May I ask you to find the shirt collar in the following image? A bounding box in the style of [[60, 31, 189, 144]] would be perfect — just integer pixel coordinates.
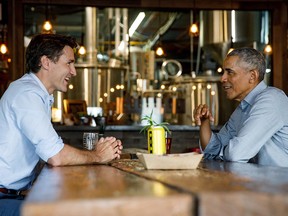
[[28, 73, 54, 106], [240, 81, 267, 109]]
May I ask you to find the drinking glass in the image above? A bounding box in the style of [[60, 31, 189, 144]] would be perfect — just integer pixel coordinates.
[[83, 132, 98, 150]]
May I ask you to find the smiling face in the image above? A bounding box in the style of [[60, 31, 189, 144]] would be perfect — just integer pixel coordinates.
[[221, 55, 259, 102], [39, 46, 76, 94]]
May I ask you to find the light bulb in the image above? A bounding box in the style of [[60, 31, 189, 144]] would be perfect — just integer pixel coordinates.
[[0, 44, 8, 54], [42, 21, 53, 32], [190, 23, 199, 36], [156, 46, 164, 56], [264, 44, 272, 54], [78, 46, 86, 55]]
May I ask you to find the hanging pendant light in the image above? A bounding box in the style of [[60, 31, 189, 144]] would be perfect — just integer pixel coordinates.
[[42, 4, 53, 34], [190, 23, 199, 36], [156, 34, 164, 56], [78, 45, 86, 55], [0, 44, 8, 55], [264, 44, 272, 54], [190, 0, 199, 37], [156, 45, 164, 56], [42, 20, 53, 33], [0, 24, 8, 55], [155, 14, 164, 57], [77, 15, 86, 62]]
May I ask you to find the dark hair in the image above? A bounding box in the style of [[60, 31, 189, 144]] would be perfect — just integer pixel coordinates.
[[25, 34, 78, 73], [227, 47, 266, 81]]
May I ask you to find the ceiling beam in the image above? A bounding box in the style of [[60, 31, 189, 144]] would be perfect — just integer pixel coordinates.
[[21, 0, 284, 10]]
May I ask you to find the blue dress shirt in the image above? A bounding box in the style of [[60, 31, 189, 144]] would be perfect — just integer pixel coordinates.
[[0, 73, 64, 190], [203, 81, 288, 167]]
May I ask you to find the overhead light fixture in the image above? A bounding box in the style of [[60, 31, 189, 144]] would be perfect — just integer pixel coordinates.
[[0, 24, 8, 55], [77, 45, 86, 63], [78, 45, 86, 55], [129, 12, 145, 37], [0, 44, 8, 55], [42, 20, 53, 33], [77, 15, 86, 59], [190, 0, 199, 36], [190, 23, 199, 36], [156, 46, 164, 56], [264, 44, 272, 54], [42, 4, 53, 34], [155, 32, 164, 56], [155, 14, 165, 57]]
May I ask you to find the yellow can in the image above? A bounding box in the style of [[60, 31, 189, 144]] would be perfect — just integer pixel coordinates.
[[147, 126, 166, 155]]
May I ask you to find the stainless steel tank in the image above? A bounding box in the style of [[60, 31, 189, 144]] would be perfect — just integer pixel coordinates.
[[171, 76, 220, 126], [200, 10, 270, 67]]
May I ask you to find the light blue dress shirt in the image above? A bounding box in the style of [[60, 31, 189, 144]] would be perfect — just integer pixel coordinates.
[[203, 81, 288, 167], [0, 73, 64, 190]]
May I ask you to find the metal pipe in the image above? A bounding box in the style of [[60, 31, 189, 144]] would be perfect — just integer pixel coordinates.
[[115, 8, 120, 57], [85, 7, 97, 64], [123, 8, 128, 60]]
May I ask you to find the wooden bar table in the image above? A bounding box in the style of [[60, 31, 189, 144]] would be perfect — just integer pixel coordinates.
[[21, 164, 193, 216], [111, 158, 288, 216]]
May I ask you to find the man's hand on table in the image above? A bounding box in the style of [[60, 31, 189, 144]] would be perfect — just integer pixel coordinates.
[[94, 137, 123, 163]]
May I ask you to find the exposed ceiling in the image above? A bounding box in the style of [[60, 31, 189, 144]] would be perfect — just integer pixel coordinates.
[[23, 4, 271, 75], [24, 5, 193, 62]]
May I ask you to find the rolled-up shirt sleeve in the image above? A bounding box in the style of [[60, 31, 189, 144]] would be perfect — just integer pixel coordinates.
[[202, 133, 222, 159], [202, 81, 288, 165], [202, 120, 235, 160], [12, 88, 64, 162]]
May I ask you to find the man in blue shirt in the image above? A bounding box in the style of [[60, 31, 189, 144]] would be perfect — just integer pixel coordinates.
[[193, 47, 288, 167], [0, 34, 122, 215]]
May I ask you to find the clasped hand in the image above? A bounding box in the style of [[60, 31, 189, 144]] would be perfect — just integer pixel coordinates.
[[94, 137, 123, 163], [193, 104, 214, 126]]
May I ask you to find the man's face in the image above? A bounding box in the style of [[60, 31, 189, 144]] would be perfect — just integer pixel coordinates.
[[221, 55, 255, 102], [46, 46, 76, 94]]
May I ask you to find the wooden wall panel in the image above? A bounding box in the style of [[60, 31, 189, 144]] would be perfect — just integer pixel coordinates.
[[272, 3, 288, 93]]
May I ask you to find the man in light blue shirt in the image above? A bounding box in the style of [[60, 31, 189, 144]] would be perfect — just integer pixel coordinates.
[[193, 47, 288, 167], [0, 34, 122, 215]]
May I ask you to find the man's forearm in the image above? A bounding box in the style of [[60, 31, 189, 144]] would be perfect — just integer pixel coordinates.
[[199, 119, 212, 150], [47, 144, 97, 166]]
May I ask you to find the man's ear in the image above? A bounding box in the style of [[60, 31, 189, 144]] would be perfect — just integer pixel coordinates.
[[249, 69, 259, 83], [40, 55, 50, 70]]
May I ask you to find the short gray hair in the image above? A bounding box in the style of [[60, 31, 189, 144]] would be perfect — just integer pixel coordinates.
[[227, 47, 266, 81]]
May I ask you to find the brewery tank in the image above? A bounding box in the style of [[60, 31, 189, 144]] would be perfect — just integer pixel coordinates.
[[200, 10, 270, 69]]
